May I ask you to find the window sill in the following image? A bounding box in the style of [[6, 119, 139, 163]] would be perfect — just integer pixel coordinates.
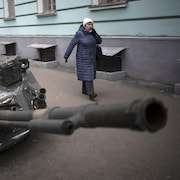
[[3, 17, 16, 21], [89, 3, 128, 11], [37, 12, 57, 17]]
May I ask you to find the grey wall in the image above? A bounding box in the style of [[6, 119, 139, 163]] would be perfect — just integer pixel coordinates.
[[102, 37, 180, 85], [0, 35, 179, 85]]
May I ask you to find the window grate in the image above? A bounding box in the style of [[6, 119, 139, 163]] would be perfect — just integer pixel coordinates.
[[98, 0, 128, 6], [37, 0, 56, 16]]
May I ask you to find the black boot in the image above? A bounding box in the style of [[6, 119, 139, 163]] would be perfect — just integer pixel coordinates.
[[82, 81, 87, 95], [82, 90, 88, 95], [89, 93, 97, 101]]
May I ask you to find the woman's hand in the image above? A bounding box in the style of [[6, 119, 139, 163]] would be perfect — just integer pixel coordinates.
[[92, 28, 97, 34], [92, 28, 102, 44]]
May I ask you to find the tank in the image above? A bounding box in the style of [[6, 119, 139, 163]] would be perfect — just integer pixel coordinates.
[[0, 56, 47, 152], [0, 56, 168, 152], [0, 97, 168, 134]]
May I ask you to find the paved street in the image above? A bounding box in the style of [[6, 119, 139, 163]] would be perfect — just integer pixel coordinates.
[[0, 67, 180, 180]]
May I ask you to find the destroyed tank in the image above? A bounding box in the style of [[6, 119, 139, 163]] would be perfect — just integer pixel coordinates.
[[0, 56, 168, 152], [0, 56, 46, 151]]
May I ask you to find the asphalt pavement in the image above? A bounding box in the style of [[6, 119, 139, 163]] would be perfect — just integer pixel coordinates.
[[0, 67, 179, 180]]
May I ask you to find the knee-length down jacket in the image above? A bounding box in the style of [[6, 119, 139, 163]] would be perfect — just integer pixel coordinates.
[[64, 25, 102, 81]]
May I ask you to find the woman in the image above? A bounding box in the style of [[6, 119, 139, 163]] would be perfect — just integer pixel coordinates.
[[64, 18, 102, 101]]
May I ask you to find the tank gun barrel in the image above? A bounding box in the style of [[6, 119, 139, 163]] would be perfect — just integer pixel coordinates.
[[0, 119, 74, 135], [0, 98, 168, 135]]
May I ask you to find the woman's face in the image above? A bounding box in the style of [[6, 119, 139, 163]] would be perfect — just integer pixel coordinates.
[[84, 22, 93, 32]]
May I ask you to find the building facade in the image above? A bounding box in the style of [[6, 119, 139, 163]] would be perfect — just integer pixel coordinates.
[[0, 0, 180, 88]]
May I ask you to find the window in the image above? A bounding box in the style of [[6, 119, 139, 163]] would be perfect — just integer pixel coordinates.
[[37, 0, 56, 16], [3, 0, 15, 20], [98, 0, 127, 6], [90, 0, 128, 9]]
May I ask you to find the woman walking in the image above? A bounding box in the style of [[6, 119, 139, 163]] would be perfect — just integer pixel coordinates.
[[64, 18, 102, 101]]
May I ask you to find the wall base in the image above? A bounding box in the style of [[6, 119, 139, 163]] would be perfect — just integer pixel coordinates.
[[175, 83, 180, 95], [96, 71, 126, 81], [29, 59, 59, 68]]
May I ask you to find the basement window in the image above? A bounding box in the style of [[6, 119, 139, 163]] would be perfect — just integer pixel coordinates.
[[3, 0, 16, 21], [37, 0, 56, 17], [89, 0, 128, 10]]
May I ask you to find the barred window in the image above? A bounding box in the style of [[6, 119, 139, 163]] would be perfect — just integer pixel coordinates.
[[98, 0, 127, 6], [90, 0, 128, 9], [3, 0, 15, 20], [37, 0, 56, 16]]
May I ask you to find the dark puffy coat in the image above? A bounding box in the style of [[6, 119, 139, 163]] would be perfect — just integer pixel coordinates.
[[64, 25, 102, 81]]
